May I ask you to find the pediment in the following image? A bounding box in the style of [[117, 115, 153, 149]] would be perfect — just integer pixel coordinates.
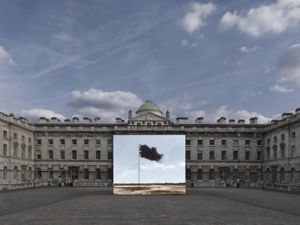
[[132, 111, 166, 121]]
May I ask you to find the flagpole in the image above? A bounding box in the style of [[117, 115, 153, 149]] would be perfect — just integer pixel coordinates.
[[138, 146, 140, 187]]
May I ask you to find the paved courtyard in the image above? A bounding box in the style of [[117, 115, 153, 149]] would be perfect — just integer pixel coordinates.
[[0, 187, 299, 225]]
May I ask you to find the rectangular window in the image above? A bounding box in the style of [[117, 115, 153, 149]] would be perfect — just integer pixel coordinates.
[[245, 140, 250, 145], [22, 135, 25, 142], [84, 139, 89, 145], [96, 169, 101, 179], [233, 140, 239, 145], [84, 150, 89, 160], [48, 139, 53, 145], [48, 150, 53, 160], [96, 139, 101, 145], [107, 168, 113, 180], [257, 151, 262, 160], [72, 150, 77, 160], [233, 151, 239, 160], [108, 152, 113, 160], [96, 150, 101, 160], [186, 168, 191, 180], [37, 154, 42, 160], [3, 144, 7, 156], [245, 151, 250, 160], [209, 151, 214, 160], [221, 151, 226, 160], [60, 139, 65, 145], [60, 150, 65, 160], [186, 139, 191, 146], [28, 137, 32, 143], [72, 139, 77, 145], [84, 169, 89, 179], [209, 139, 215, 146], [197, 139, 203, 145], [273, 149, 277, 159], [273, 136, 277, 143], [3, 130, 7, 139], [221, 140, 227, 146], [291, 132, 296, 138], [281, 134, 285, 141], [267, 138, 270, 144], [37, 139, 42, 145], [14, 133, 17, 139], [186, 151, 191, 160], [257, 140, 262, 146], [107, 139, 112, 145], [291, 145, 295, 157], [197, 169, 203, 180], [197, 151, 202, 160]]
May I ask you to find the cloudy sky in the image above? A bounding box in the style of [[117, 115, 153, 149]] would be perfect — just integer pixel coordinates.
[[113, 135, 185, 184], [0, 0, 300, 122]]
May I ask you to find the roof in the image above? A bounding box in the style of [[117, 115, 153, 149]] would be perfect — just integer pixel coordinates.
[[136, 100, 163, 116]]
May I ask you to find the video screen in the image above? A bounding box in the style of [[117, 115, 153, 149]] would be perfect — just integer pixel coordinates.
[[113, 135, 185, 195]]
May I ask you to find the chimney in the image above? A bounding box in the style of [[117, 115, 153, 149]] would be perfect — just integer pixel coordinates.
[[39, 117, 47, 123], [115, 117, 124, 123], [195, 117, 204, 124], [237, 119, 245, 124], [50, 117, 60, 123], [176, 117, 188, 124], [83, 117, 92, 123], [229, 119, 235, 124], [72, 117, 80, 123], [281, 113, 293, 119], [217, 117, 226, 124], [295, 108, 300, 114], [94, 117, 101, 123], [250, 117, 258, 124]]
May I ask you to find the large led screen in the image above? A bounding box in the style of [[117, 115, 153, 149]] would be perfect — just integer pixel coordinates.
[[113, 135, 185, 195]]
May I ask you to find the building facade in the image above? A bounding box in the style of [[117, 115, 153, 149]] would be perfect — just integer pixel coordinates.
[[0, 100, 300, 192]]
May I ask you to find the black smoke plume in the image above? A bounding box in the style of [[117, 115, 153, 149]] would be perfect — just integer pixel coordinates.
[[139, 145, 163, 162]]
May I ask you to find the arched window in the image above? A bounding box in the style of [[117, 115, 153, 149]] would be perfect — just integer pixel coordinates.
[[84, 168, 89, 180], [13, 166, 18, 179], [291, 168, 295, 183], [36, 168, 42, 179], [28, 167, 32, 180], [3, 166, 7, 179], [209, 169, 215, 180], [280, 167, 285, 183], [265, 168, 270, 182], [197, 169, 203, 180], [96, 169, 101, 180], [48, 168, 53, 179], [60, 168, 65, 178]]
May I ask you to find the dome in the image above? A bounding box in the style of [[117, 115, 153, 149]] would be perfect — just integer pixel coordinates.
[[136, 100, 163, 115]]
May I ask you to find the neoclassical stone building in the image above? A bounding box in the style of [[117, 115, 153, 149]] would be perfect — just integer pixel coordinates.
[[0, 100, 300, 192]]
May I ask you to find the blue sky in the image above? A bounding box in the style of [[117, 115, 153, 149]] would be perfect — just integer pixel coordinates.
[[0, 0, 300, 122], [113, 135, 185, 184]]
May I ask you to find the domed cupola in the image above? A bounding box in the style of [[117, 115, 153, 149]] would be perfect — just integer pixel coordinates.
[[136, 100, 163, 116]]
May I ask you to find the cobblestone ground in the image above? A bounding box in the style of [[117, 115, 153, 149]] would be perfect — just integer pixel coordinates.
[[0, 187, 299, 225]]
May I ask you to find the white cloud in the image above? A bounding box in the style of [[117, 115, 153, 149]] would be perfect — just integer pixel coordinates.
[[20, 108, 65, 121], [240, 46, 260, 53], [202, 105, 271, 123], [220, 0, 300, 37], [160, 97, 270, 123], [67, 89, 143, 121], [0, 46, 13, 64], [180, 2, 216, 34], [270, 84, 295, 93]]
